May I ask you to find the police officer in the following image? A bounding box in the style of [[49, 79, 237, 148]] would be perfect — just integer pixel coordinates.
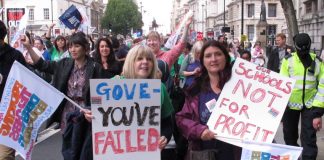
[[280, 33, 324, 160]]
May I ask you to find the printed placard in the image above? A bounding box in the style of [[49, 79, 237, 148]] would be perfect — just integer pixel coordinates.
[[240, 140, 302, 160], [0, 61, 64, 160]]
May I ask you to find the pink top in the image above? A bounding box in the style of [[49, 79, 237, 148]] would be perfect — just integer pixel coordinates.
[[155, 40, 186, 69]]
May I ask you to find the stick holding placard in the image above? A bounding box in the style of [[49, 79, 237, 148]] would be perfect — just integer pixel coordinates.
[[63, 95, 84, 110], [215, 135, 244, 142]]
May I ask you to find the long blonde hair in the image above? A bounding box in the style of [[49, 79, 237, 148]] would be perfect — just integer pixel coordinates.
[[189, 41, 203, 63], [122, 45, 159, 79]]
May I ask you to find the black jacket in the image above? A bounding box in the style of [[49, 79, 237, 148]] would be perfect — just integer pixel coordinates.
[[34, 56, 103, 160], [34, 56, 103, 126], [267, 45, 295, 73], [0, 43, 26, 99]]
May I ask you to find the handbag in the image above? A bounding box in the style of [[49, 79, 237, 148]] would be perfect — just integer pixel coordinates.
[[189, 149, 218, 160]]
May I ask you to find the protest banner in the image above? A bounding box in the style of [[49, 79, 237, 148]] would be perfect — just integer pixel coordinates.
[[0, 61, 64, 160], [90, 79, 161, 160], [59, 5, 82, 30], [207, 58, 296, 147], [164, 10, 193, 49], [77, 6, 91, 33], [196, 32, 203, 41], [6, 8, 25, 28], [10, 13, 27, 53], [6, 8, 26, 52], [240, 140, 302, 160]]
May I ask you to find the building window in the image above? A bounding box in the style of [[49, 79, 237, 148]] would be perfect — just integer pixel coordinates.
[[314, 0, 318, 12], [267, 25, 277, 36], [28, 8, 34, 21], [247, 4, 254, 17], [322, 0, 324, 9], [268, 3, 277, 17], [229, 8, 233, 19], [305, 1, 312, 13], [247, 25, 254, 41], [44, 8, 49, 20]]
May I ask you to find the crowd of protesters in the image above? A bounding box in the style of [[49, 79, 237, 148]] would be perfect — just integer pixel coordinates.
[[1, 17, 324, 160]]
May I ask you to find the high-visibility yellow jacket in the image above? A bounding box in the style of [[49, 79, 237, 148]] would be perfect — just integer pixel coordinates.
[[280, 52, 324, 110]]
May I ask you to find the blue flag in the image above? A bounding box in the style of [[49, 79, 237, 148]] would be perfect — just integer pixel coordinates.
[[59, 5, 82, 29]]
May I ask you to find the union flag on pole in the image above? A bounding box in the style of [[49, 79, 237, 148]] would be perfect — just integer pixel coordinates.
[[0, 61, 64, 160]]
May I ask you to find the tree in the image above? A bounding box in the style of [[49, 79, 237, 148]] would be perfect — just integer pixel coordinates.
[[280, 0, 299, 45], [101, 0, 143, 36]]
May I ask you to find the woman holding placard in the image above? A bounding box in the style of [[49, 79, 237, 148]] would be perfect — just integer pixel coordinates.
[[83, 45, 174, 158], [176, 40, 238, 160]]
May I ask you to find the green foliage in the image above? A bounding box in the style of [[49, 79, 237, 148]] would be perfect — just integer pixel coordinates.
[[101, 0, 143, 35]]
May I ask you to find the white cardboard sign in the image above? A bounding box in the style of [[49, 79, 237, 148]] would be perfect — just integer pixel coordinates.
[[207, 58, 295, 147], [90, 79, 161, 160]]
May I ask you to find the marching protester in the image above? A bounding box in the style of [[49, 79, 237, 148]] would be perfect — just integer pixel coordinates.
[[228, 43, 237, 62], [92, 37, 122, 78], [280, 33, 324, 160], [251, 41, 265, 67], [111, 36, 129, 67], [33, 36, 52, 61], [45, 23, 69, 61], [83, 44, 174, 159], [22, 32, 44, 64], [179, 41, 203, 90], [240, 50, 252, 62], [267, 33, 295, 73], [176, 40, 238, 160], [0, 19, 27, 160], [21, 31, 103, 160], [146, 16, 192, 69], [232, 38, 243, 58], [22, 33, 53, 82], [177, 42, 193, 86]]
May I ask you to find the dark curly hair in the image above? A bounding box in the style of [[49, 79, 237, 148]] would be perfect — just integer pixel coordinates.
[[93, 37, 116, 66]]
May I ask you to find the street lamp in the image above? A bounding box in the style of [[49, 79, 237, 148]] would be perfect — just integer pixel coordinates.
[[51, 0, 53, 23], [202, 4, 204, 35], [223, 0, 225, 28], [0, 0, 4, 21], [241, 0, 244, 35]]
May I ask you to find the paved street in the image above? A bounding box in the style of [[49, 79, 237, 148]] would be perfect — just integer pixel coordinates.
[[274, 119, 324, 160], [15, 117, 324, 160]]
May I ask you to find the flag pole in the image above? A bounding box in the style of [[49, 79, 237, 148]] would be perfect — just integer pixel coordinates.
[[63, 95, 84, 111]]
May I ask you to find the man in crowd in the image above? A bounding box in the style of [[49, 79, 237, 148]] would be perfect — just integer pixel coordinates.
[[267, 33, 295, 73], [0, 20, 26, 160]]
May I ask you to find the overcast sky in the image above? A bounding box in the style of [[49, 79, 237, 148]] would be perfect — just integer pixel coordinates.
[[140, 0, 172, 35]]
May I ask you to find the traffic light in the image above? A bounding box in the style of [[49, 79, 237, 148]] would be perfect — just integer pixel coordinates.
[[108, 23, 112, 32], [221, 27, 230, 33]]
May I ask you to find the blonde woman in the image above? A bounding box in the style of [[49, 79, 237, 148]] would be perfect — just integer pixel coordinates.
[[83, 45, 174, 157], [179, 41, 204, 89], [123, 45, 174, 150]]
